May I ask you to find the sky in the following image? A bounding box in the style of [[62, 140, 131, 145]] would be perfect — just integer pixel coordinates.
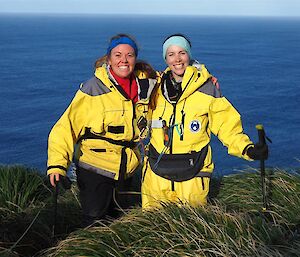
[[0, 0, 299, 17]]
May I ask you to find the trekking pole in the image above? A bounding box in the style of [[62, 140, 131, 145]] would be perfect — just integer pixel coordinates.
[[52, 178, 59, 238], [51, 175, 71, 238], [255, 124, 268, 212]]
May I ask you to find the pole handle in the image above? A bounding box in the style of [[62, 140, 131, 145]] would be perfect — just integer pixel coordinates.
[[255, 124, 266, 146]]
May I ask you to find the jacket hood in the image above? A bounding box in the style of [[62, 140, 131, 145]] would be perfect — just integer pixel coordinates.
[[94, 65, 110, 83]]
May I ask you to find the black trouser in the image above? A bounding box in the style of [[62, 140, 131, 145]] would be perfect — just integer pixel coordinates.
[[76, 166, 140, 227]]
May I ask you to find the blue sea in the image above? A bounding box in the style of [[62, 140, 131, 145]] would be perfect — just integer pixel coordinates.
[[0, 14, 299, 176]]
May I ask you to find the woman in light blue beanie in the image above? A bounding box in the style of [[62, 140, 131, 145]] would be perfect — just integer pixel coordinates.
[[161, 34, 194, 85], [141, 33, 268, 209]]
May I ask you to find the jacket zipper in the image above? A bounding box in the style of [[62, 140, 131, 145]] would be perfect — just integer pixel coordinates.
[[170, 103, 176, 191], [131, 99, 135, 139], [169, 103, 176, 154], [167, 72, 195, 192], [169, 72, 194, 152]]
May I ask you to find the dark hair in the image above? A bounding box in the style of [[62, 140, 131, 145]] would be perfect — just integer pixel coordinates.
[[135, 60, 157, 79], [94, 55, 107, 68], [162, 33, 192, 47]]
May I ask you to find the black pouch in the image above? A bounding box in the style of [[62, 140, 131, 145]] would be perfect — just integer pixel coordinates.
[[148, 144, 208, 182]]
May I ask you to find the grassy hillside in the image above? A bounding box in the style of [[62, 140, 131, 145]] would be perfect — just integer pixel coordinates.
[[0, 165, 299, 257], [0, 165, 81, 257]]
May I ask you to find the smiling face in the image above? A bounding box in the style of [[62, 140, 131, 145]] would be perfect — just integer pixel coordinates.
[[108, 44, 136, 78], [165, 45, 190, 82]]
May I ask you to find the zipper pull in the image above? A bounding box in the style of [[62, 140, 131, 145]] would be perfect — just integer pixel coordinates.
[[180, 110, 185, 141], [195, 73, 201, 82]]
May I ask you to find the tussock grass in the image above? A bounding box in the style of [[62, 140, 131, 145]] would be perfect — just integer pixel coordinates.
[[0, 165, 50, 216], [217, 168, 300, 225], [42, 169, 300, 257], [0, 165, 81, 257], [42, 204, 296, 257]]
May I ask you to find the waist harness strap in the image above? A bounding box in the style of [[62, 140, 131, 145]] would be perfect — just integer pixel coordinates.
[[77, 128, 132, 189], [79, 128, 136, 148]]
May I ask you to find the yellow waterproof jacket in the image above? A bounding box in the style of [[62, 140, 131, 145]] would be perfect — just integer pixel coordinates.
[[147, 64, 253, 179], [47, 66, 156, 179]]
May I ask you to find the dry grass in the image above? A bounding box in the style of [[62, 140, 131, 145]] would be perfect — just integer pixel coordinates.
[[42, 169, 300, 257]]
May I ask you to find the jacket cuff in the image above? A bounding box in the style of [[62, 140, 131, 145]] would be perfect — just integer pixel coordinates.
[[242, 143, 255, 160], [47, 166, 67, 176], [242, 143, 254, 155]]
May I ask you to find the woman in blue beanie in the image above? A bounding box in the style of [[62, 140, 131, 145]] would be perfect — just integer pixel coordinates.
[[140, 34, 268, 208], [47, 33, 157, 227]]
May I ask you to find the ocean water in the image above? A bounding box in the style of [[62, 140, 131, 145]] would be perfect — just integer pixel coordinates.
[[0, 14, 299, 175]]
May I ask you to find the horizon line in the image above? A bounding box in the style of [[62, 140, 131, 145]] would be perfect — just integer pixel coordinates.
[[0, 11, 299, 19]]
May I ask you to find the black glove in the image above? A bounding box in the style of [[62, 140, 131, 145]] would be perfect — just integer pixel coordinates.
[[247, 144, 268, 160]]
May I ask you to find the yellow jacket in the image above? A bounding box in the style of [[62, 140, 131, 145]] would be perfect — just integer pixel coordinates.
[[47, 65, 156, 180], [148, 64, 253, 178]]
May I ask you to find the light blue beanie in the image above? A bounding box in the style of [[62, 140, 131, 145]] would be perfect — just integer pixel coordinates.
[[162, 36, 192, 60]]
